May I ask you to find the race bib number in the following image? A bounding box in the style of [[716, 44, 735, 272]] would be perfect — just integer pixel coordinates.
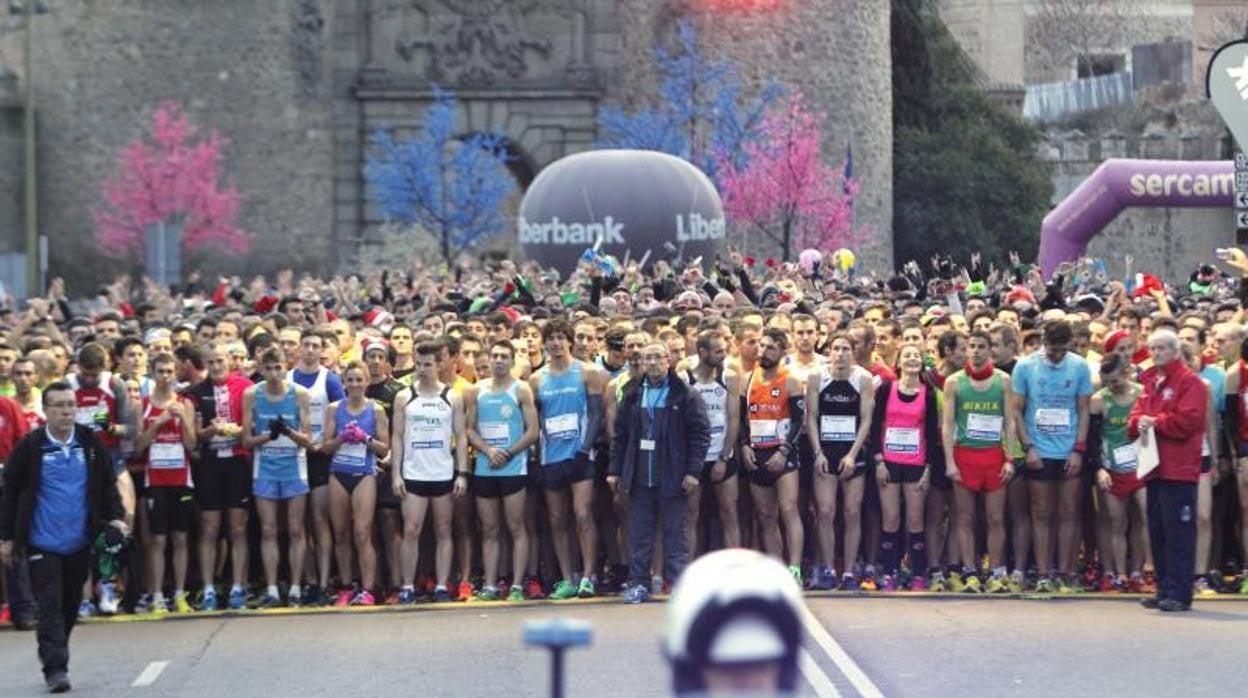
[[544, 413, 580, 441], [149, 442, 184, 470], [966, 413, 1003, 442], [749, 419, 778, 443], [884, 427, 921, 454], [1034, 408, 1071, 435], [1112, 443, 1137, 471], [820, 415, 856, 442], [262, 435, 297, 458], [640, 439, 656, 452], [336, 442, 367, 468], [210, 434, 240, 459], [411, 426, 445, 450], [480, 421, 510, 446]]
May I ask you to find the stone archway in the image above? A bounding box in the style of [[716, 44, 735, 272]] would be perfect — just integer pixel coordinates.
[[332, 0, 612, 265]]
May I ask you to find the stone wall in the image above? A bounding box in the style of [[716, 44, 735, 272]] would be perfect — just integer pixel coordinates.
[[0, 0, 338, 292], [1042, 129, 1235, 281], [0, 0, 893, 291]]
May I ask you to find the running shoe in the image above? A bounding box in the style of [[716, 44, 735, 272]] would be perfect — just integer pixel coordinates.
[[838, 572, 857, 591], [962, 574, 983, 594], [879, 575, 897, 592], [859, 575, 878, 592], [507, 586, 526, 602], [1098, 573, 1116, 594], [524, 577, 546, 600], [788, 565, 804, 588], [398, 588, 417, 605], [433, 587, 452, 603], [1034, 577, 1056, 594], [1128, 572, 1145, 594], [1239, 576, 1248, 595], [909, 575, 928, 591], [383, 589, 400, 606], [456, 581, 475, 601], [334, 587, 354, 607], [928, 571, 947, 592], [1194, 577, 1217, 597], [173, 594, 193, 614], [150, 598, 170, 616], [985, 574, 1009, 594], [624, 584, 650, 604], [1139, 572, 1158, 595], [1008, 570, 1025, 594], [945, 571, 966, 593], [550, 580, 578, 600], [1056, 576, 1078, 594], [228, 587, 247, 610], [809, 566, 835, 591], [577, 576, 596, 598], [0, 603, 9, 625], [477, 585, 501, 601], [98, 581, 121, 615], [78, 600, 97, 619], [350, 590, 376, 606], [254, 593, 283, 609], [1082, 561, 1101, 590]]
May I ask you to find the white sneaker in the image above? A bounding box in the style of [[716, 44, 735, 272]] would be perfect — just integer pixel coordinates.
[[98, 582, 120, 615]]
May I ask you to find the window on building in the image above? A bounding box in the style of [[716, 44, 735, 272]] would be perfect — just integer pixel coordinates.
[[1076, 53, 1127, 78]]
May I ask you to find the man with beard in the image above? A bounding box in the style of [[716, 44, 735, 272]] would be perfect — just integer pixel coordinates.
[[684, 330, 742, 553]]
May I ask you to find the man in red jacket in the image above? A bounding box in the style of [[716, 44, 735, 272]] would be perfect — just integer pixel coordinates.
[[1128, 329, 1207, 612]]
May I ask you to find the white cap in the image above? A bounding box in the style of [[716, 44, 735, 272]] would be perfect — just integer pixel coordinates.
[[706, 613, 788, 664]]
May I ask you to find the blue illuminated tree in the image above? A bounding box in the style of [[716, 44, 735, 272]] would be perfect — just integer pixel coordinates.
[[597, 19, 781, 187], [365, 88, 516, 264]]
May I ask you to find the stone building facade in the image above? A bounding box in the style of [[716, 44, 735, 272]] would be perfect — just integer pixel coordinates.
[[0, 0, 893, 292]]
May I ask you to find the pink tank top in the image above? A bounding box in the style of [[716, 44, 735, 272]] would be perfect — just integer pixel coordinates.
[[882, 382, 926, 467]]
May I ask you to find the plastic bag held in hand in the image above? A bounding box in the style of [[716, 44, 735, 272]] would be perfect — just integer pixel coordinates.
[[341, 423, 369, 444]]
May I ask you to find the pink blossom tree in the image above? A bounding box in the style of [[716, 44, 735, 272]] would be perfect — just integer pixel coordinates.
[[94, 101, 249, 260], [718, 94, 861, 261]]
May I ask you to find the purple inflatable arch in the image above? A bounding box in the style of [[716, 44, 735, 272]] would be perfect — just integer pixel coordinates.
[[1038, 159, 1234, 276]]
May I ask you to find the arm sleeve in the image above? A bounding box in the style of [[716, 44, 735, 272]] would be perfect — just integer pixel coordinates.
[[924, 388, 941, 464], [785, 393, 805, 451], [0, 437, 28, 540], [868, 382, 890, 457], [580, 392, 604, 455], [99, 442, 125, 523], [736, 269, 759, 306], [590, 276, 603, 308], [1087, 413, 1104, 473], [1151, 376, 1208, 441]]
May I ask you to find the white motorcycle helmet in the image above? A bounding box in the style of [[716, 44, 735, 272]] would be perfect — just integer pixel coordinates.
[[664, 549, 803, 694]]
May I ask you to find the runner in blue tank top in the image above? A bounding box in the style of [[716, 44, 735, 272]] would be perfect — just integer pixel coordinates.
[[528, 319, 608, 600], [321, 361, 390, 606], [466, 339, 540, 601], [241, 348, 314, 608]]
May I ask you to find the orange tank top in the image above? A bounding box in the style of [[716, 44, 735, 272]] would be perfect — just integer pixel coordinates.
[[747, 366, 792, 448]]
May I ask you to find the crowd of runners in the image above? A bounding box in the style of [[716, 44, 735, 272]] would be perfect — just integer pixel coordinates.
[[3, 247, 1248, 624]]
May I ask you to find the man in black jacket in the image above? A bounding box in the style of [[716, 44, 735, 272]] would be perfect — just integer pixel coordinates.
[[608, 341, 710, 604], [0, 381, 127, 693]]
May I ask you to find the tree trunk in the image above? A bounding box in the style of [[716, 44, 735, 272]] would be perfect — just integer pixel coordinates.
[[782, 216, 793, 262]]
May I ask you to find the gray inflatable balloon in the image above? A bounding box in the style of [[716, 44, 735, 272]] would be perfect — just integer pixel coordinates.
[[518, 149, 726, 276]]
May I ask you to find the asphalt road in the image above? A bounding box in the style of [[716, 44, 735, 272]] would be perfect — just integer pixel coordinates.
[[2, 596, 1246, 696]]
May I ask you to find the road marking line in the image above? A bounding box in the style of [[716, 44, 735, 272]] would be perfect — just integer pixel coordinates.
[[798, 648, 843, 698], [131, 661, 169, 687], [801, 605, 884, 698]]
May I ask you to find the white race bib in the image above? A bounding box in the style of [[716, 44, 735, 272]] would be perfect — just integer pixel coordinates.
[[1034, 407, 1071, 435], [1112, 443, 1137, 471], [411, 426, 445, 450], [544, 413, 580, 441], [149, 442, 184, 470], [966, 413, 1004, 442], [262, 435, 297, 458], [336, 442, 368, 468], [820, 415, 856, 442], [749, 419, 778, 443], [480, 421, 510, 445], [884, 427, 921, 454]]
